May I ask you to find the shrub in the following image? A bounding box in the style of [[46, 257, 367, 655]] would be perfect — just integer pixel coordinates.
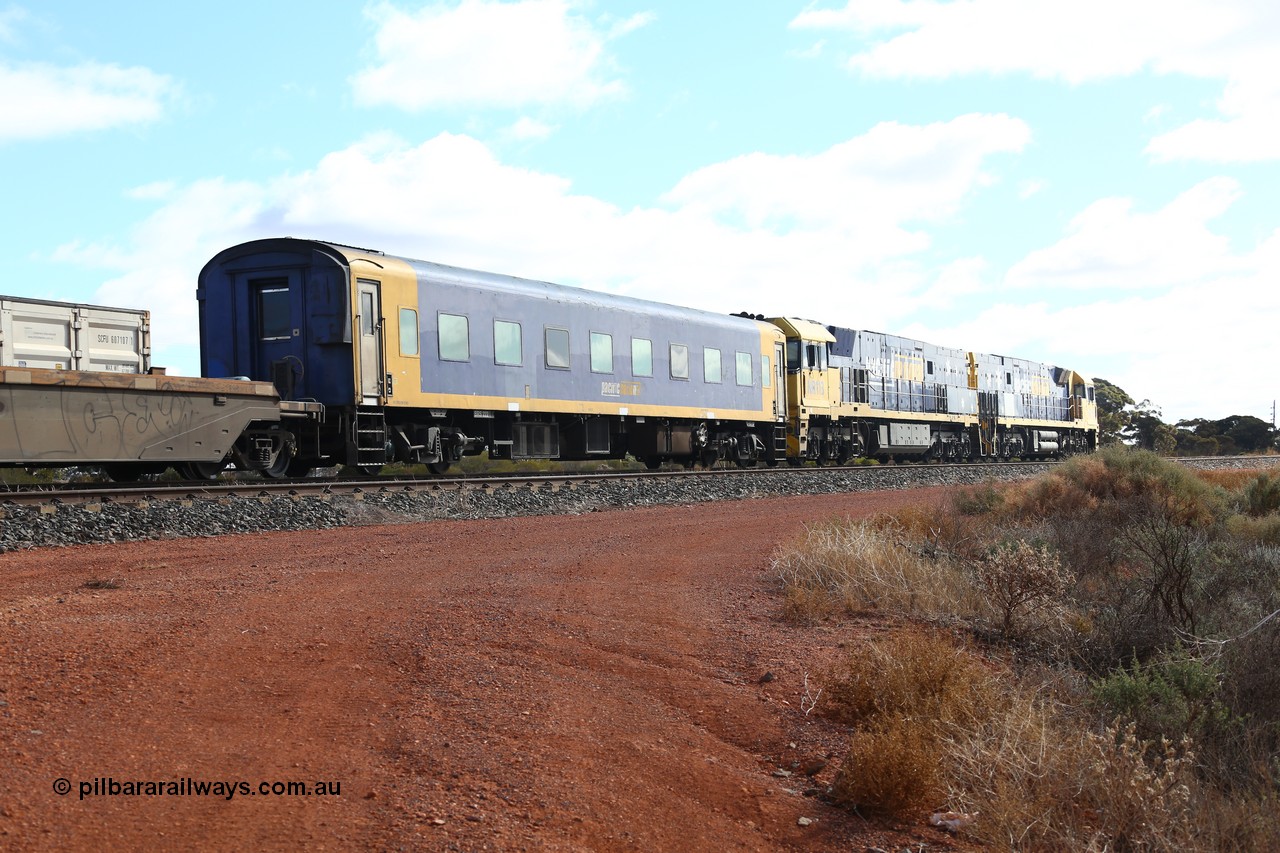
[[953, 481, 1006, 516], [820, 629, 999, 729], [830, 714, 942, 817], [823, 630, 999, 819], [1224, 514, 1280, 546], [1092, 653, 1234, 751], [976, 539, 1073, 639], [1242, 473, 1280, 517]]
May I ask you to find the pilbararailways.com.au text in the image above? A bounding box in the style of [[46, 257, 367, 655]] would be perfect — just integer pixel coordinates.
[[56, 777, 342, 801]]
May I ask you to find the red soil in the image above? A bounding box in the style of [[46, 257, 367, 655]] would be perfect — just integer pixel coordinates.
[[1, 487, 978, 851]]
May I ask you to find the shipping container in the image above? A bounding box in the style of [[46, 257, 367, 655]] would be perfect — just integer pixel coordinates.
[[0, 296, 150, 373]]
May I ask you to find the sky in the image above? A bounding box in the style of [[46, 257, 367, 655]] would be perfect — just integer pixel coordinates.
[[2, 0, 1278, 424]]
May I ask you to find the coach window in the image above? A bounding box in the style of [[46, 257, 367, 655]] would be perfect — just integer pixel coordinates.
[[735, 351, 752, 386], [590, 332, 613, 373], [438, 312, 470, 362], [762, 354, 772, 388], [545, 327, 570, 369], [494, 320, 522, 366], [259, 286, 290, 340], [399, 308, 419, 357], [704, 348, 722, 383], [670, 343, 689, 380], [631, 337, 653, 377]]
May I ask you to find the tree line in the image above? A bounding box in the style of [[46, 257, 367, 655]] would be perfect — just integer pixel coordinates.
[[1095, 378, 1278, 455]]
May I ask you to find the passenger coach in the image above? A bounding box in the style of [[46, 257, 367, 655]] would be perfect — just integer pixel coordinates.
[[198, 238, 788, 474]]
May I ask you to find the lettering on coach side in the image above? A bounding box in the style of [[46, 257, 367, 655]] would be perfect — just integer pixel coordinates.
[[601, 381, 643, 398]]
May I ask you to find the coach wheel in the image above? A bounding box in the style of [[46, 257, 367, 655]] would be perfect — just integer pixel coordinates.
[[427, 460, 451, 476], [181, 460, 227, 480], [642, 456, 662, 471]]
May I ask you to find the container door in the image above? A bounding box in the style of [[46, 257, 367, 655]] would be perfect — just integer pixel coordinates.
[[357, 280, 384, 404]]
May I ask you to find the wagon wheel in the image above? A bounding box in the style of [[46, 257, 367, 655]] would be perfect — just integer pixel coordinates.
[[261, 442, 296, 479], [285, 459, 314, 478], [427, 460, 451, 476]]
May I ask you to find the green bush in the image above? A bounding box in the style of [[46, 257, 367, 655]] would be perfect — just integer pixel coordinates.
[[1242, 472, 1280, 517], [1092, 653, 1234, 749]]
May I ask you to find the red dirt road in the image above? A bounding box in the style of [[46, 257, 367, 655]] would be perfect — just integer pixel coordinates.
[[1, 488, 968, 852]]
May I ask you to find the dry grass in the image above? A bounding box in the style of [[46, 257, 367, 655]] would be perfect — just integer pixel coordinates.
[[822, 631, 1277, 848], [772, 519, 979, 623], [942, 697, 1200, 850]]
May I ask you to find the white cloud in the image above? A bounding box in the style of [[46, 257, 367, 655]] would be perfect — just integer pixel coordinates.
[[1006, 178, 1244, 290], [664, 113, 1030, 244], [1146, 70, 1280, 161], [1018, 179, 1046, 199], [0, 60, 175, 141], [504, 116, 556, 141], [792, 0, 1280, 162], [126, 180, 178, 201], [351, 0, 649, 111]]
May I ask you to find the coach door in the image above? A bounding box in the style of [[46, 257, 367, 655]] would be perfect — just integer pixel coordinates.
[[249, 272, 302, 398], [773, 341, 787, 419], [356, 280, 384, 404]]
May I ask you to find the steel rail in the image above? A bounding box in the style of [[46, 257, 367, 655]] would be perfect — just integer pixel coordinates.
[[0, 460, 1056, 507]]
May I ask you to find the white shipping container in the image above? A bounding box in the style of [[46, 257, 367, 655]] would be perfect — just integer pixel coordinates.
[[0, 296, 151, 373]]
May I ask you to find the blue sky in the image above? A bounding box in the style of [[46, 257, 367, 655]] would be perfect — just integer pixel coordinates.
[[3, 0, 1278, 423]]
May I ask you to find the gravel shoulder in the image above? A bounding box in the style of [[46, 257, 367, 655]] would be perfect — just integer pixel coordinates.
[[1, 487, 978, 852]]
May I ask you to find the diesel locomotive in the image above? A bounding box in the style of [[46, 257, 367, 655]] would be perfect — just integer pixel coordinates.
[[0, 237, 1097, 479]]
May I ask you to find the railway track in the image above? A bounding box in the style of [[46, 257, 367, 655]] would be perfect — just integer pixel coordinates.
[[2, 455, 1275, 509], [0, 461, 1066, 508]]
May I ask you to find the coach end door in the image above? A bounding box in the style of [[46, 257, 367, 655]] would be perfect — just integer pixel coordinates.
[[356, 280, 384, 404]]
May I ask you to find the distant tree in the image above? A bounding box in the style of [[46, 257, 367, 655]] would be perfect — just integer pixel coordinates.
[[1221, 415, 1277, 453], [1174, 415, 1277, 455], [1125, 401, 1176, 453], [1093, 378, 1135, 446]]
